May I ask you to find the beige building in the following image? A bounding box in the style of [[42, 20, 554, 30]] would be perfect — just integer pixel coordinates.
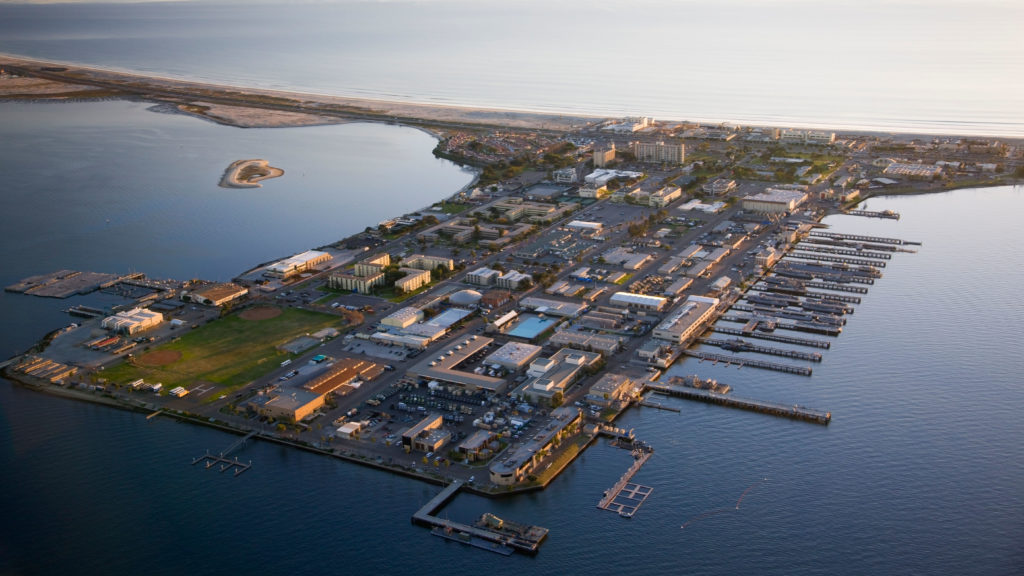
[[593, 144, 616, 168], [329, 252, 391, 294], [187, 283, 249, 307], [265, 250, 332, 278], [395, 267, 431, 293], [631, 140, 685, 164], [648, 185, 682, 208], [652, 295, 719, 345], [585, 373, 636, 407], [741, 188, 808, 214], [402, 254, 453, 272], [402, 413, 450, 453]]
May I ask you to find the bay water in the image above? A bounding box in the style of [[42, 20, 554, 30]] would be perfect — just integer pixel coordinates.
[[0, 99, 1022, 574]]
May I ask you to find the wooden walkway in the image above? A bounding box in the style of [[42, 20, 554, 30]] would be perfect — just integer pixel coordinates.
[[598, 450, 654, 518]]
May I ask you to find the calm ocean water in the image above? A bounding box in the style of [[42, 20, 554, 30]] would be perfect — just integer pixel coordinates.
[[1, 0, 1022, 137], [0, 99, 1022, 574]]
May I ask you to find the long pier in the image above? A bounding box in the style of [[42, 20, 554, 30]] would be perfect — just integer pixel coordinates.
[[805, 281, 870, 294], [792, 245, 892, 260], [713, 326, 831, 349], [809, 231, 920, 245], [788, 253, 887, 268], [700, 338, 823, 362], [683, 349, 813, 376], [721, 314, 842, 337], [597, 449, 654, 518], [646, 382, 831, 425], [752, 284, 862, 304], [413, 481, 548, 554]]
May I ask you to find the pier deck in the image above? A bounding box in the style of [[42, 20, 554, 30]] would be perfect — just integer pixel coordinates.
[[684, 349, 813, 376], [713, 326, 831, 349], [700, 338, 822, 362], [646, 383, 831, 425], [597, 449, 654, 518], [413, 481, 549, 554]]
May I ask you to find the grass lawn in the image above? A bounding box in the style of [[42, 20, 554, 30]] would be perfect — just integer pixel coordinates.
[[104, 307, 340, 402]]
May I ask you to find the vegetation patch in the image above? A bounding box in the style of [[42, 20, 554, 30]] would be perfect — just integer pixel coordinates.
[[104, 308, 339, 400]]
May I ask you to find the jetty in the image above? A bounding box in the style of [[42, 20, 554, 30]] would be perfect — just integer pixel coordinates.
[[413, 481, 548, 555], [788, 253, 887, 268], [597, 447, 654, 518], [191, 430, 257, 476], [646, 382, 831, 425]]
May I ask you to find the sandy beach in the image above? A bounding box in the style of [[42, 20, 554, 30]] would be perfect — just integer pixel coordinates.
[[0, 53, 604, 131]]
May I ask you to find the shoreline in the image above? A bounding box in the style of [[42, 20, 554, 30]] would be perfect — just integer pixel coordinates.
[[3, 52, 1021, 141]]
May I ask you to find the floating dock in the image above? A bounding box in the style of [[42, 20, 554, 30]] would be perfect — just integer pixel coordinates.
[[684, 349, 813, 376], [597, 449, 654, 518], [844, 209, 900, 220], [805, 281, 870, 294], [192, 431, 257, 476], [413, 481, 548, 555], [646, 382, 831, 425]]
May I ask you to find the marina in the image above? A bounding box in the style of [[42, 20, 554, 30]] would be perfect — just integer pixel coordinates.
[[646, 382, 831, 425]]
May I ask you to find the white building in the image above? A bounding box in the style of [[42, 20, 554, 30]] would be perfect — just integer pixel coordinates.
[[651, 295, 719, 344], [102, 308, 164, 335], [466, 267, 502, 286], [265, 250, 332, 278], [609, 292, 669, 312], [741, 188, 808, 214]]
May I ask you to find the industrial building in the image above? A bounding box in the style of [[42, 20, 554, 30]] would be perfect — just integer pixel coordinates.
[[402, 413, 450, 453], [602, 247, 654, 271], [380, 307, 424, 329], [631, 140, 685, 164], [489, 406, 583, 485], [516, 348, 601, 404], [547, 330, 623, 355], [187, 283, 249, 307], [485, 342, 543, 371], [406, 335, 507, 393], [265, 250, 332, 278], [519, 296, 587, 318], [652, 295, 719, 344], [741, 188, 809, 214], [585, 373, 636, 408], [609, 292, 669, 313], [101, 308, 163, 335], [883, 162, 943, 180]]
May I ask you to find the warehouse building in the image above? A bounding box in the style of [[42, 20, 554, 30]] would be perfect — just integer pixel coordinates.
[[265, 250, 331, 278], [101, 308, 164, 335], [609, 292, 669, 313], [489, 406, 583, 485], [485, 341, 543, 371], [652, 295, 719, 344], [741, 188, 808, 214], [187, 283, 249, 307]]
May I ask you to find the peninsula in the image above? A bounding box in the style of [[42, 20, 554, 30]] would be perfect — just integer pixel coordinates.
[[3, 53, 1022, 552]]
